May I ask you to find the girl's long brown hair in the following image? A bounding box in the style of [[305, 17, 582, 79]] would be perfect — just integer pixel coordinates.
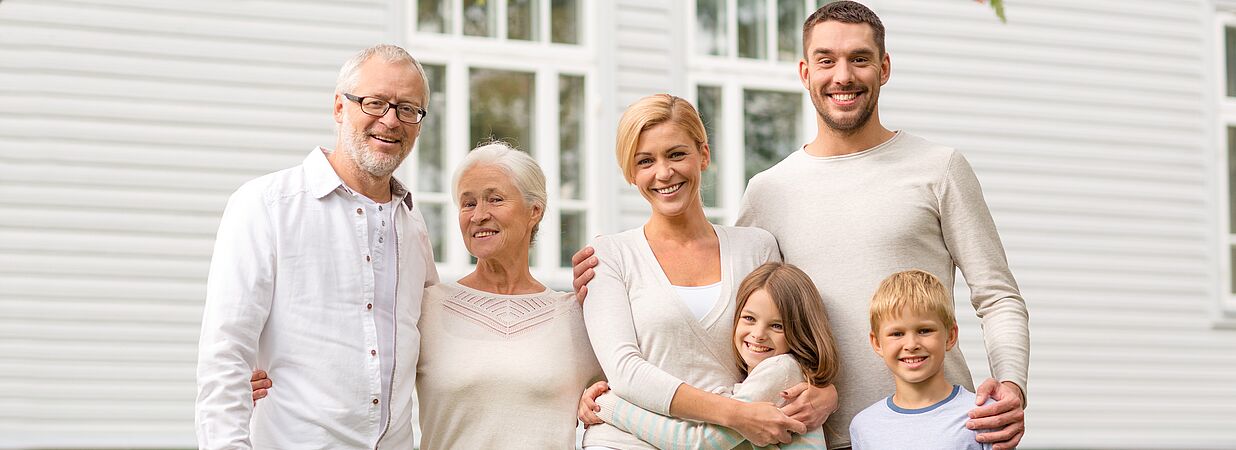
[[732, 262, 839, 387]]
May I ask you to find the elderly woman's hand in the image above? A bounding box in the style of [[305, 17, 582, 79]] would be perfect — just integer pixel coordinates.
[[577, 380, 609, 428]]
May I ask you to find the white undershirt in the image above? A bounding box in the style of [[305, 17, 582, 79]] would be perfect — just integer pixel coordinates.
[[348, 189, 398, 431], [672, 281, 722, 322]]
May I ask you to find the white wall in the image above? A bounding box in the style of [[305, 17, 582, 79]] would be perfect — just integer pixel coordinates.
[[0, 0, 397, 447]]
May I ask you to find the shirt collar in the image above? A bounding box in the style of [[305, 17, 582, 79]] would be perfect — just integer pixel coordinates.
[[304, 147, 415, 210]]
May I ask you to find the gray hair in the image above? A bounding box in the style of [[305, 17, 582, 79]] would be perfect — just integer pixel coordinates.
[[453, 141, 548, 243], [335, 44, 431, 102]]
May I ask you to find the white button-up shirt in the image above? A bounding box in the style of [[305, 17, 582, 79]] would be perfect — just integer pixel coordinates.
[[196, 148, 438, 450]]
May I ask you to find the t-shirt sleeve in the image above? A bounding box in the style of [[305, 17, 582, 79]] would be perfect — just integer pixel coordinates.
[[936, 150, 1030, 399], [582, 236, 685, 415]]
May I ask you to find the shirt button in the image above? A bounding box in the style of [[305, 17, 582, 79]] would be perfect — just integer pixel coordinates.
[[372, 399, 379, 405], [356, 208, 363, 215], [378, 237, 383, 243], [366, 303, 373, 310], [365, 255, 371, 262], [371, 349, 377, 356], [378, 205, 383, 211]]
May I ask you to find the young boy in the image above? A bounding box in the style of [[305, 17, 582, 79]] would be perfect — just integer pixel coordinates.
[[849, 270, 992, 449]]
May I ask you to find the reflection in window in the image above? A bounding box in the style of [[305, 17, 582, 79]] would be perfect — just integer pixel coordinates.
[[1227, 27, 1236, 97], [560, 210, 585, 267], [696, 0, 727, 56], [464, 0, 497, 37], [418, 64, 446, 193], [508, 0, 539, 41], [421, 202, 446, 263], [418, 0, 451, 34], [469, 69, 536, 152], [737, 0, 768, 59], [697, 85, 722, 208], [559, 75, 584, 200], [743, 89, 801, 183], [777, 0, 804, 61], [551, 0, 579, 44]]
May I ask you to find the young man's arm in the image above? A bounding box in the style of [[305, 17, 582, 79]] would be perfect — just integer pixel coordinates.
[[195, 184, 277, 450], [936, 150, 1029, 450]]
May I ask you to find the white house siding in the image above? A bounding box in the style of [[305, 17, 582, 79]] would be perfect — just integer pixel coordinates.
[[0, 0, 396, 447]]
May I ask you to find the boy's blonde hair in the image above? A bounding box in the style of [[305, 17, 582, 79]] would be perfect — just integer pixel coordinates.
[[869, 269, 956, 332], [733, 262, 839, 387], [614, 93, 709, 184]]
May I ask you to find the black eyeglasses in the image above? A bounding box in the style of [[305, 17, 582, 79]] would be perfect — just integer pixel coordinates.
[[342, 93, 427, 124]]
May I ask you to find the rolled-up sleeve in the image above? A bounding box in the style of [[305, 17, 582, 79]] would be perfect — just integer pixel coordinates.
[[195, 182, 277, 449]]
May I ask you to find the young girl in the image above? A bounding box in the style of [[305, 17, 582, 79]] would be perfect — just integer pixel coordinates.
[[587, 262, 840, 450]]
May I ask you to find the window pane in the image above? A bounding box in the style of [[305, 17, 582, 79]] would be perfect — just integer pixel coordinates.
[[737, 0, 768, 59], [697, 85, 722, 208], [469, 69, 535, 152], [560, 210, 586, 267], [418, 64, 446, 192], [508, 0, 539, 41], [418, 0, 451, 34], [551, 0, 579, 44], [1229, 127, 1236, 233], [421, 202, 447, 263], [463, 0, 496, 37], [696, 0, 727, 56], [559, 75, 585, 200], [1227, 27, 1236, 97], [743, 89, 801, 183], [1231, 246, 1236, 295], [777, 0, 804, 61]]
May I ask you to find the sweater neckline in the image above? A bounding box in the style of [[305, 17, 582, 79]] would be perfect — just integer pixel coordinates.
[[798, 130, 903, 161]]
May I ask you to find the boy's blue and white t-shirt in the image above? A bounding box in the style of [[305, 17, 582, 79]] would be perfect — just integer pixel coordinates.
[[848, 385, 993, 450]]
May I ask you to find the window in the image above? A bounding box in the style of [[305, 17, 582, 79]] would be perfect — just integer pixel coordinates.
[[690, 1, 814, 224], [406, 1, 593, 285], [1215, 13, 1236, 325]]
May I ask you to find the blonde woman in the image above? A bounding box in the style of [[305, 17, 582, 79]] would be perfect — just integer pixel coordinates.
[[579, 94, 836, 450]]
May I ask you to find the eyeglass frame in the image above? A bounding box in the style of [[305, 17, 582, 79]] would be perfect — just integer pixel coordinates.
[[341, 93, 428, 125]]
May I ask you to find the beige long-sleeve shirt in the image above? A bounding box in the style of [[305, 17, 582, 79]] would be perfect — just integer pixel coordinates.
[[581, 225, 780, 449], [737, 131, 1030, 448]]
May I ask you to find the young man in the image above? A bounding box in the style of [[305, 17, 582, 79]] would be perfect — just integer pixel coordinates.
[[195, 44, 438, 449], [734, 2, 1028, 448], [573, 2, 1027, 449], [849, 270, 992, 449]]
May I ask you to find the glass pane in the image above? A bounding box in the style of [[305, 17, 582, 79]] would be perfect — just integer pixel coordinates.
[[551, 0, 579, 44], [696, 0, 727, 56], [743, 89, 801, 184], [559, 75, 585, 199], [418, 64, 446, 192], [463, 0, 496, 37], [1229, 127, 1236, 233], [508, 0, 539, 41], [816, 0, 837, 8], [560, 210, 586, 267], [421, 202, 446, 263], [1228, 27, 1236, 97], [777, 0, 804, 61], [418, 0, 451, 34], [696, 85, 722, 208], [469, 68, 536, 153], [737, 0, 768, 59], [1231, 246, 1236, 295]]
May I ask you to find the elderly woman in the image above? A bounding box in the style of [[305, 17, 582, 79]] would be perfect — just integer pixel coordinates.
[[578, 94, 835, 450], [414, 142, 600, 448], [252, 142, 599, 449]]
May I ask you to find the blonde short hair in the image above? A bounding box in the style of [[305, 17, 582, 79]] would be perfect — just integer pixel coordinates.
[[614, 94, 709, 184], [869, 270, 956, 333]]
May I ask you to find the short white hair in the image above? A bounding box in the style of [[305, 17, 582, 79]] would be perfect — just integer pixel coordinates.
[[452, 141, 548, 243], [335, 44, 431, 102]]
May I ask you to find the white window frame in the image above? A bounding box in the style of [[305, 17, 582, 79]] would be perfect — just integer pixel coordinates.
[[1212, 7, 1236, 328], [688, 0, 819, 225], [401, 0, 598, 289]]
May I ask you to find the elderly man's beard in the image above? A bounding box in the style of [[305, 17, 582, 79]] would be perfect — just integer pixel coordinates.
[[341, 122, 412, 178]]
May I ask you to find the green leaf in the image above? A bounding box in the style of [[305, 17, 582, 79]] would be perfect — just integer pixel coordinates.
[[990, 0, 1007, 23]]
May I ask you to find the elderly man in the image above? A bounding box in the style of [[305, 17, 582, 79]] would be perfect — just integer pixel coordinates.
[[195, 44, 438, 449]]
